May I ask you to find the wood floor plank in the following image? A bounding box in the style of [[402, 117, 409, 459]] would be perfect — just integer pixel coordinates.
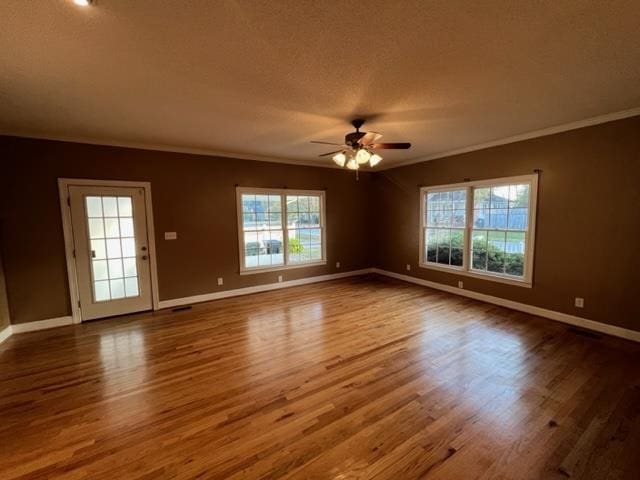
[[1, 275, 639, 479]]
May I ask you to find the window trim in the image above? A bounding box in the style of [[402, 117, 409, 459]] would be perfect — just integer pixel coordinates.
[[236, 187, 327, 275], [419, 174, 538, 287]]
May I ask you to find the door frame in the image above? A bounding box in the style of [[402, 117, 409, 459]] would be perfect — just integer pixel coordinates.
[[58, 178, 160, 323]]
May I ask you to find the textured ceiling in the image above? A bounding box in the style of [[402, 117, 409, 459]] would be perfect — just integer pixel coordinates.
[[1, 0, 640, 168]]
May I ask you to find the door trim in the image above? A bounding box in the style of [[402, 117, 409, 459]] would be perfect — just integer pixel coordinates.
[[58, 178, 160, 323]]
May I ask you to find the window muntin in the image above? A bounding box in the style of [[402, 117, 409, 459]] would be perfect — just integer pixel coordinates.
[[420, 175, 537, 285], [238, 189, 325, 273]]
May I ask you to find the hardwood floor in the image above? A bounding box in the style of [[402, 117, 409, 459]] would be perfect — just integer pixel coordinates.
[[1, 275, 639, 479]]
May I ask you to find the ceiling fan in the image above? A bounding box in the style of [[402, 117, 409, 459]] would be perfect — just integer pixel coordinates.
[[311, 119, 411, 170]]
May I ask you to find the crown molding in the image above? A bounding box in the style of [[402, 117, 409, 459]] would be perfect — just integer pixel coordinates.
[[377, 107, 640, 170], [0, 130, 341, 170], [2, 107, 639, 172]]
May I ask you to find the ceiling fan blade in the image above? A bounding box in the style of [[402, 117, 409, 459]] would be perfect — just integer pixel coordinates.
[[311, 141, 345, 146], [371, 142, 411, 149], [358, 131, 382, 146], [318, 150, 343, 157]]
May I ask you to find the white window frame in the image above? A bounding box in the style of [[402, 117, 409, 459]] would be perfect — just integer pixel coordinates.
[[419, 174, 538, 287], [236, 187, 327, 275]]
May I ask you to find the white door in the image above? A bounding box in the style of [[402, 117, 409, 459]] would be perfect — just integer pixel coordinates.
[[68, 185, 153, 320]]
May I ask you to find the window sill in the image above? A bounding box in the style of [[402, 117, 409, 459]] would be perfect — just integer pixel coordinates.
[[240, 261, 327, 276], [419, 262, 532, 288]]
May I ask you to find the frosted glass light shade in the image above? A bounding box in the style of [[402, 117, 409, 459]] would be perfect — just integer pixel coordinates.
[[346, 158, 359, 170], [332, 152, 346, 167], [356, 148, 371, 164], [369, 153, 382, 167]]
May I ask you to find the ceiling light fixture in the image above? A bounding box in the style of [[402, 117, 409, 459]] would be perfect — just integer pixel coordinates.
[[356, 148, 371, 165], [332, 152, 346, 167], [369, 153, 382, 167], [312, 119, 410, 174], [73, 0, 92, 6], [346, 157, 359, 170]]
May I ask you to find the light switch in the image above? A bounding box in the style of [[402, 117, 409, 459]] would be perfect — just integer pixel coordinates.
[[164, 232, 177, 240]]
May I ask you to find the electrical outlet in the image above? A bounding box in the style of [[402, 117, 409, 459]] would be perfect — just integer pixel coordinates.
[[458, 281, 464, 289], [336, 261, 340, 268], [217, 277, 223, 286], [278, 275, 283, 283], [406, 264, 411, 271], [574, 297, 584, 308], [164, 231, 177, 240]]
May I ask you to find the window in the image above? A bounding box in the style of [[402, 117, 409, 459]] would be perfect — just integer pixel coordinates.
[[237, 188, 326, 273], [420, 174, 537, 286]]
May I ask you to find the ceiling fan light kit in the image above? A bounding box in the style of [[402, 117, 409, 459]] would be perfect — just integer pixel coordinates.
[[312, 119, 411, 173]]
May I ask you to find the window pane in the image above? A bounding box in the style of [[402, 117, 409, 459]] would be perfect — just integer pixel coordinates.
[[102, 197, 118, 217], [450, 229, 464, 249], [288, 229, 306, 263], [286, 195, 299, 212], [426, 229, 437, 262], [487, 231, 506, 273], [437, 244, 450, 264], [309, 196, 320, 213], [452, 190, 466, 210], [451, 210, 466, 228], [451, 248, 463, 266], [92, 260, 108, 281], [490, 186, 509, 209], [474, 188, 490, 208], [88, 218, 104, 239], [120, 217, 134, 237], [309, 244, 322, 260], [104, 218, 120, 238], [509, 184, 529, 208], [91, 239, 106, 260], [106, 239, 122, 258], [508, 207, 528, 230], [505, 253, 525, 276], [118, 197, 133, 216], [108, 258, 123, 279], [297, 196, 310, 212], [489, 209, 508, 229], [125, 277, 139, 297], [121, 238, 136, 257], [94, 280, 110, 301], [123, 257, 137, 277], [86, 196, 103, 217], [506, 231, 526, 254], [473, 208, 489, 228], [243, 212, 258, 230], [242, 194, 256, 213], [472, 249, 487, 270], [436, 229, 450, 245], [110, 279, 125, 299]]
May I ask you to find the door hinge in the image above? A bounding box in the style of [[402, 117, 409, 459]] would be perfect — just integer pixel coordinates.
[[67, 196, 71, 206], [72, 249, 76, 258], [77, 300, 81, 308]]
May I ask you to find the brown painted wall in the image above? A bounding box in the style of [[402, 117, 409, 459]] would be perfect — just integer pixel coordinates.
[[372, 116, 640, 331], [0, 137, 373, 324], [1, 116, 639, 332]]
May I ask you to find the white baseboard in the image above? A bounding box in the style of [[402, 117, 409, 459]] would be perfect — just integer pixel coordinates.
[[372, 269, 640, 343], [10, 316, 74, 335], [158, 268, 374, 309], [0, 324, 11, 345]]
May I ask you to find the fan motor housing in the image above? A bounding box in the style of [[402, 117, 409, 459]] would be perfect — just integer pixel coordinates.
[[345, 131, 366, 147]]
